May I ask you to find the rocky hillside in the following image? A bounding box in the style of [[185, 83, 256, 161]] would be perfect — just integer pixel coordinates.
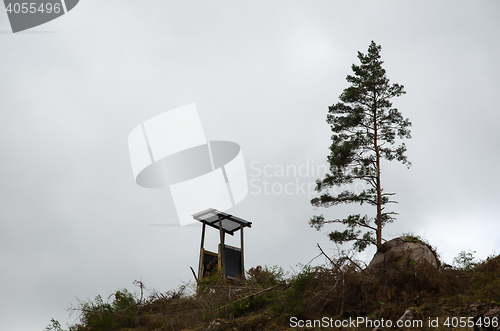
[[45, 236, 500, 331]]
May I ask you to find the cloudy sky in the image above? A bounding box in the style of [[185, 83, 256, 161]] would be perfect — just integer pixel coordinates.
[[1, 1, 500, 330]]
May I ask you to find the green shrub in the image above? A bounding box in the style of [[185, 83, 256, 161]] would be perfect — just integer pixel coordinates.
[[453, 250, 477, 270], [70, 289, 138, 331], [247, 265, 287, 287], [469, 255, 500, 302], [291, 266, 317, 292]]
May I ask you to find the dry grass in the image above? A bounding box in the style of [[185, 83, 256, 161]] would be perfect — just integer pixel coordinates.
[[47, 250, 500, 331]]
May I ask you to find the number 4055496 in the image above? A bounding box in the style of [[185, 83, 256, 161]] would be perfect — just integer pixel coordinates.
[[444, 316, 498, 328], [6, 3, 62, 14]]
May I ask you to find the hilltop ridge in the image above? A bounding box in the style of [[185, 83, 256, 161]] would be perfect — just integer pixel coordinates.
[[46, 238, 500, 331]]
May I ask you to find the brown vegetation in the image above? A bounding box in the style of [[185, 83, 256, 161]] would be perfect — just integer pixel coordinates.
[[46, 246, 500, 331]]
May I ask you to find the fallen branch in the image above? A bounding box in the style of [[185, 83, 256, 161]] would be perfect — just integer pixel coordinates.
[[190, 266, 198, 283], [316, 243, 342, 273], [316, 243, 370, 275], [344, 254, 370, 275]]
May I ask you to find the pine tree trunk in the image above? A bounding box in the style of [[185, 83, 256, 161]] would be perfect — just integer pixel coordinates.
[[373, 92, 382, 248]]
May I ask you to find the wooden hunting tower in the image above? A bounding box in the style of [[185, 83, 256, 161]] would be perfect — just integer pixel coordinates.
[[193, 208, 252, 281]]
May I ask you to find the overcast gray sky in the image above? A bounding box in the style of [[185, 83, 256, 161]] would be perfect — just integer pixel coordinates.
[[1, 1, 500, 330]]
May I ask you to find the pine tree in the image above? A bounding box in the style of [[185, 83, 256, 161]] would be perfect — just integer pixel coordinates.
[[310, 41, 411, 251]]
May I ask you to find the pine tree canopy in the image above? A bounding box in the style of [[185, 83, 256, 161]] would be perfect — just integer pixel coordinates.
[[309, 41, 412, 252]]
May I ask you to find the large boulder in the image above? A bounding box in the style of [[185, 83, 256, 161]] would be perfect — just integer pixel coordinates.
[[366, 236, 438, 272]]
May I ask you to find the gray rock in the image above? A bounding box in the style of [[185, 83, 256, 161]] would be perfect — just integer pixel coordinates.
[[366, 236, 438, 272], [397, 308, 414, 323]]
